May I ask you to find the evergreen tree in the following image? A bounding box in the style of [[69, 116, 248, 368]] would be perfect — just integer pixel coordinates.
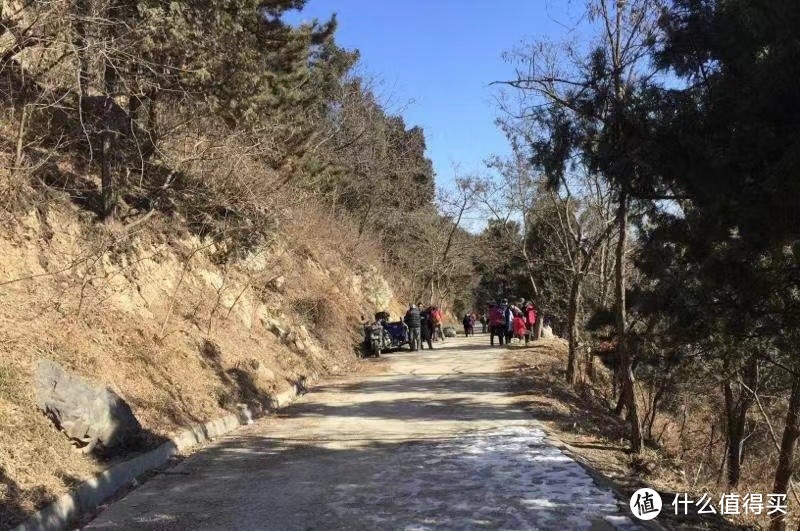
[[639, 0, 800, 518]]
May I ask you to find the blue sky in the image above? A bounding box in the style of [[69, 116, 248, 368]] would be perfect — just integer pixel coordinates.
[[286, 1, 581, 191]]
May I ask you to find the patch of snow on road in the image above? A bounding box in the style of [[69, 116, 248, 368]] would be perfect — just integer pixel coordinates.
[[330, 425, 639, 530]]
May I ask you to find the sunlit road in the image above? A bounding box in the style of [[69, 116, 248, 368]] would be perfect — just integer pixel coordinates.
[[85, 336, 638, 530]]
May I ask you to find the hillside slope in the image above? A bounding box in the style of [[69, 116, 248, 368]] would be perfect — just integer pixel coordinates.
[[0, 198, 405, 528]]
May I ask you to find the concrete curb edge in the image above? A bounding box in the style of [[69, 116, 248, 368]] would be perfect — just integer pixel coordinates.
[[14, 384, 304, 531]]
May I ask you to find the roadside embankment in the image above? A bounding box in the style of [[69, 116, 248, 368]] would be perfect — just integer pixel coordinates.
[[0, 199, 403, 529]]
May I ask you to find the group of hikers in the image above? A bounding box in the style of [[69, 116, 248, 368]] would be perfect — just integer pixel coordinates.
[[453, 298, 541, 346], [485, 298, 538, 346], [364, 297, 540, 355], [403, 303, 445, 351], [408, 298, 539, 349]]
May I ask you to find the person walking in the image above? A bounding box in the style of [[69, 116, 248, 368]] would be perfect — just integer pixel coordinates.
[[404, 304, 422, 351], [512, 310, 527, 345], [431, 306, 444, 342], [488, 302, 505, 346], [503, 299, 515, 345], [462, 314, 473, 337], [480, 312, 487, 334], [523, 300, 537, 346], [420, 304, 434, 350]]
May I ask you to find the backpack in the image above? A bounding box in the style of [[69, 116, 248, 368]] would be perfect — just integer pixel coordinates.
[[525, 305, 537, 326], [488, 306, 504, 326]]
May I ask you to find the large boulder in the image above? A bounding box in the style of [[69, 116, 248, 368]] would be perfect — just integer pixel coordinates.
[[35, 359, 144, 453]]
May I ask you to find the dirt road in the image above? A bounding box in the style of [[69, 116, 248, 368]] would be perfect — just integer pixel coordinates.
[[85, 336, 638, 530]]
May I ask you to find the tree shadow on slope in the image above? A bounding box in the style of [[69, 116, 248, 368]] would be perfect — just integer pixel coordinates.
[[0, 466, 52, 531], [199, 339, 273, 412]]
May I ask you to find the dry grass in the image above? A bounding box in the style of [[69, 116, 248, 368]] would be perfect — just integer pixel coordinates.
[[0, 195, 402, 528], [503, 340, 770, 530]]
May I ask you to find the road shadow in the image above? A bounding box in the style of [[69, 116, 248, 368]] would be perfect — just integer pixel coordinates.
[[310, 372, 510, 396], [279, 396, 530, 423], [417, 340, 510, 353]]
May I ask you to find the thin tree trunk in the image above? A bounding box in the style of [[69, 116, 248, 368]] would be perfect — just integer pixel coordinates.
[[99, 2, 120, 219], [12, 104, 27, 178], [724, 355, 757, 488], [599, 237, 610, 308], [566, 276, 581, 385], [723, 380, 744, 487], [73, 0, 89, 97], [615, 190, 642, 453], [566, 219, 616, 385], [99, 124, 115, 218], [357, 200, 372, 235], [770, 372, 800, 531]]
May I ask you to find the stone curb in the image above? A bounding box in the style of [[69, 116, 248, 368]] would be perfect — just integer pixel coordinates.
[[14, 385, 304, 531]]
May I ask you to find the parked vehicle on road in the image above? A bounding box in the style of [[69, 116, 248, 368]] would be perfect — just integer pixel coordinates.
[[364, 312, 410, 356], [365, 322, 392, 357]]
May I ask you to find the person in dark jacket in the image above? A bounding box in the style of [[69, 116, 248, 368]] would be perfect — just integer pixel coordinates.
[[488, 302, 505, 346], [503, 299, 515, 344], [462, 314, 474, 337], [404, 304, 422, 351], [420, 304, 434, 350]]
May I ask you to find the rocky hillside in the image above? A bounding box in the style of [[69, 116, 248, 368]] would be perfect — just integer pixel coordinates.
[[0, 198, 404, 528], [0, 1, 477, 526]]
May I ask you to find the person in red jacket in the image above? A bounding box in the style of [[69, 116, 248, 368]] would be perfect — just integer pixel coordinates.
[[430, 306, 444, 342], [523, 300, 537, 346], [512, 310, 527, 344]]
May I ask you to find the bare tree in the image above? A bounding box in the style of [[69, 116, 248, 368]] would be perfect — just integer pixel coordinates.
[[493, 0, 662, 452]]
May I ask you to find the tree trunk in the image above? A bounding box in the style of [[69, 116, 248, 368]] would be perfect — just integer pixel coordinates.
[[599, 237, 610, 308], [724, 355, 757, 488], [723, 380, 745, 487], [98, 0, 123, 219], [99, 127, 115, 218], [73, 0, 89, 98], [534, 314, 543, 339], [615, 191, 642, 453], [566, 276, 581, 385], [614, 385, 625, 416], [357, 200, 372, 235], [770, 372, 800, 531], [99, 58, 117, 219]]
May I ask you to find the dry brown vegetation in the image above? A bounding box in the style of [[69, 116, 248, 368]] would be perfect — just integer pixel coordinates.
[[0, 192, 405, 528], [505, 340, 799, 530]]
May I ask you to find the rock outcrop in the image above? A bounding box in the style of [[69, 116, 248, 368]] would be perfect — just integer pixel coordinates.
[[35, 359, 144, 453]]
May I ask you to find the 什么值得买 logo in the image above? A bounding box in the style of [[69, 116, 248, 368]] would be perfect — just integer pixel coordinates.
[[630, 488, 662, 520]]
